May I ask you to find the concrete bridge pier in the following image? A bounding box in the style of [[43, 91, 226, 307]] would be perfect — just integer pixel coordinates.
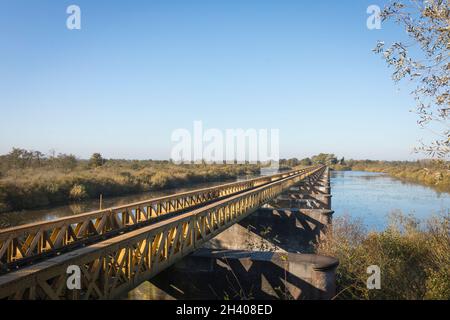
[[267, 166, 333, 237], [140, 249, 338, 300], [272, 167, 331, 210]]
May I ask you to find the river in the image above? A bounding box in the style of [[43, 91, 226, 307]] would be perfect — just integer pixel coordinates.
[[0, 170, 448, 231], [331, 171, 450, 230], [0, 178, 253, 229]]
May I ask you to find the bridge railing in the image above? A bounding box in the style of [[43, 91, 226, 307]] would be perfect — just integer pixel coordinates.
[[0, 165, 322, 271], [0, 165, 326, 300]]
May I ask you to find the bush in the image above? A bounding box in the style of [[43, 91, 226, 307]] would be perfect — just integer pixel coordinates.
[[150, 172, 172, 189], [69, 184, 88, 201], [0, 186, 11, 212], [317, 213, 450, 300]]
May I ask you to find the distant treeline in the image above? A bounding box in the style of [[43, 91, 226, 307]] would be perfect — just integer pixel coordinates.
[[334, 159, 449, 192], [279, 153, 450, 192], [0, 148, 261, 213], [280, 153, 340, 167]]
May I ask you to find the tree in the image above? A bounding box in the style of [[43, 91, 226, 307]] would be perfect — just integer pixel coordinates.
[[299, 157, 312, 166], [56, 153, 78, 170], [6, 148, 34, 169], [374, 0, 449, 158], [89, 153, 104, 168], [311, 153, 338, 165], [32, 151, 45, 167], [287, 158, 300, 167]]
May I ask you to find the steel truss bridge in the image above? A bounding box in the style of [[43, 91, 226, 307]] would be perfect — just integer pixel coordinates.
[[0, 165, 326, 299]]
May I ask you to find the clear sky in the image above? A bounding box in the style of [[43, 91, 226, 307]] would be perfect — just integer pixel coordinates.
[[0, 0, 435, 160]]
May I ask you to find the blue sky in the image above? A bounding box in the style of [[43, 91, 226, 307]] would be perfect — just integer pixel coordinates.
[[0, 0, 435, 160]]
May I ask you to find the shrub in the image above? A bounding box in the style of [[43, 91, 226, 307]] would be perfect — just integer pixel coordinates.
[[69, 184, 88, 201], [317, 213, 450, 300], [150, 172, 172, 189], [0, 186, 11, 212]]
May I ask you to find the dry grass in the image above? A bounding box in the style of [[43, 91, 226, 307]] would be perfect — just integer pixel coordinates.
[[0, 161, 260, 212], [316, 213, 450, 300]]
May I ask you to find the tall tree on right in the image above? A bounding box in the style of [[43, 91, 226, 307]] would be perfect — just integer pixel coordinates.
[[373, 0, 449, 158]]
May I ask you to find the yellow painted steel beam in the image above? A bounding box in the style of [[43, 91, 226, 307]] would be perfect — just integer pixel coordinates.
[[0, 166, 326, 300], [0, 166, 321, 271]]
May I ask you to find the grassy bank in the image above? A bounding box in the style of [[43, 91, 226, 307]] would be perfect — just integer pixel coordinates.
[[332, 160, 450, 192], [280, 154, 450, 192], [316, 213, 450, 300], [0, 151, 261, 213]]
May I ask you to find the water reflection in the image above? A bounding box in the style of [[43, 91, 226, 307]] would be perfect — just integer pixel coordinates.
[[331, 171, 450, 231], [0, 177, 258, 229]]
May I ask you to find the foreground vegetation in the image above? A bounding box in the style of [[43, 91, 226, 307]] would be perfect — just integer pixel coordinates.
[[317, 213, 450, 300], [0, 148, 260, 213]]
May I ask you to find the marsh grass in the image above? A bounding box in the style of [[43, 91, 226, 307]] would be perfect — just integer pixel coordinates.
[[316, 213, 450, 300], [0, 160, 260, 213]]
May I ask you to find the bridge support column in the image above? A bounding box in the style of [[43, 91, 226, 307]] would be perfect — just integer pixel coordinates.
[[204, 208, 333, 253], [266, 166, 333, 239], [271, 166, 332, 210], [138, 249, 338, 300]]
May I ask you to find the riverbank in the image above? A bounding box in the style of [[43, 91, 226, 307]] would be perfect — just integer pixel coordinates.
[[331, 161, 450, 193], [0, 162, 260, 213], [316, 213, 450, 300], [329, 170, 450, 231]]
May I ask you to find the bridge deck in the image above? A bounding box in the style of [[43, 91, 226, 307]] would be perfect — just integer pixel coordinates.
[[0, 167, 320, 273], [0, 165, 326, 300]]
